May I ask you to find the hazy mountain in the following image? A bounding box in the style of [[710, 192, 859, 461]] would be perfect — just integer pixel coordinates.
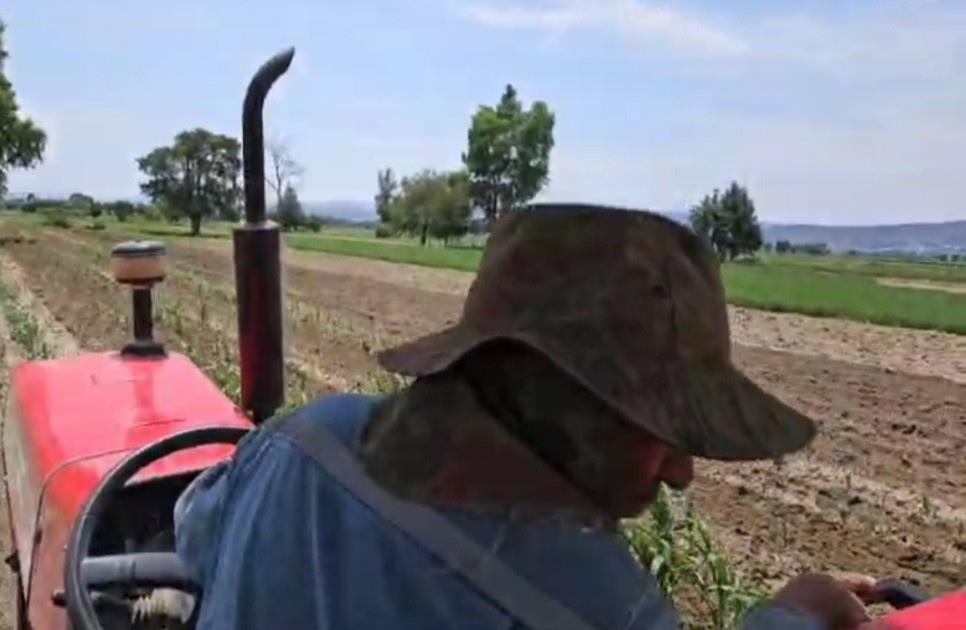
[[658, 210, 966, 255], [759, 221, 966, 255], [302, 201, 377, 223]]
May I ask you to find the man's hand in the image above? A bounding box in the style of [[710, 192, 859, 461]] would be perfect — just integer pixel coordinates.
[[772, 573, 878, 629]]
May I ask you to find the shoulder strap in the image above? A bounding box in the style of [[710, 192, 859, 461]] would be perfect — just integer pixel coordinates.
[[272, 416, 600, 630]]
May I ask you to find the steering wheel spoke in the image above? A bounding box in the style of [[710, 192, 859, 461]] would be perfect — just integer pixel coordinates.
[[81, 552, 198, 592]]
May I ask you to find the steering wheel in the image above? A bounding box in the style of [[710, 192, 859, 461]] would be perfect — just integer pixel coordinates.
[[64, 426, 250, 630]]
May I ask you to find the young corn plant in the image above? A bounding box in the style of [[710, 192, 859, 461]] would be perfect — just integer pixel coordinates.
[[621, 486, 766, 630], [679, 507, 767, 630], [622, 485, 682, 595], [0, 280, 53, 360], [352, 369, 408, 395]]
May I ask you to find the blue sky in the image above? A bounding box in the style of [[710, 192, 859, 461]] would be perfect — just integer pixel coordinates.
[[3, 0, 965, 225]]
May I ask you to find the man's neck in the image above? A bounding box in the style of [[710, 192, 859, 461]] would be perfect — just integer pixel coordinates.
[[359, 375, 610, 525]]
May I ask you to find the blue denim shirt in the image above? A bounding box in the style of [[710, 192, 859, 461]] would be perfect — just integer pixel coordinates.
[[174, 393, 821, 630]]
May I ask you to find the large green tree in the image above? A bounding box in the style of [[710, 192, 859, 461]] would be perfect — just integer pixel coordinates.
[[389, 170, 471, 245], [0, 20, 46, 197], [689, 181, 763, 260], [136, 128, 241, 235], [463, 85, 554, 226]]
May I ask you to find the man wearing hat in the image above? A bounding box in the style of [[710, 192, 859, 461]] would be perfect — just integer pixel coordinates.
[[176, 206, 875, 629]]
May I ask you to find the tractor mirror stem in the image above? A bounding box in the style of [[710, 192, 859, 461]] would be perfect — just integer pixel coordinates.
[[234, 47, 294, 423]]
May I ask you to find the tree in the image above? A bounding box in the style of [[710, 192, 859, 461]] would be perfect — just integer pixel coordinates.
[[107, 200, 135, 222], [463, 85, 555, 226], [276, 184, 305, 231], [719, 182, 762, 259], [21, 192, 36, 213], [266, 137, 303, 211], [304, 215, 323, 232], [389, 170, 471, 245], [68, 192, 94, 211], [689, 189, 726, 255], [136, 128, 241, 235], [689, 182, 763, 260], [375, 168, 398, 226], [429, 170, 471, 243], [0, 21, 46, 197]]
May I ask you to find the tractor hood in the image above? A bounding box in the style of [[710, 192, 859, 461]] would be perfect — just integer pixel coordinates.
[[3, 351, 252, 627], [8, 351, 252, 519]]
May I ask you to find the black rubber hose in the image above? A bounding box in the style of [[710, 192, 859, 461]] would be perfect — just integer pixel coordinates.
[[64, 426, 250, 630]]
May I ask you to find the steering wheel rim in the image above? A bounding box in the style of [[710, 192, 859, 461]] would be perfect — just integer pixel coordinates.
[[65, 426, 250, 630]]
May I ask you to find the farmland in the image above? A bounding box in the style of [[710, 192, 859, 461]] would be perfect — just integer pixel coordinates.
[[0, 215, 964, 623]]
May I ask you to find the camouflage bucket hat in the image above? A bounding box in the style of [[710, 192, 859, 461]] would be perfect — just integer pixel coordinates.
[[378, 204, 816, 461]]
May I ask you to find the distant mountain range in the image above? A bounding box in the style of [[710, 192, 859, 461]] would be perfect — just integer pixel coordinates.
[[303, 201, 378, 224], [659, 210, 966, 255], [759, 221, 966, 255], [7, 192, 964, 254]]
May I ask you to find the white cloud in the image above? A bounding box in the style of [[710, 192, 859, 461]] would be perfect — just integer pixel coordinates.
[[459, 0, 749, 57], [461, 4, 587, 30], [460, 1, 965, 74]]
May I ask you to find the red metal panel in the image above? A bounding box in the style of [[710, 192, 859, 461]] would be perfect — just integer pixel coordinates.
[[2, 390, 41, 583], [7, 350, 253, 628], [860, 592, 966, 629]]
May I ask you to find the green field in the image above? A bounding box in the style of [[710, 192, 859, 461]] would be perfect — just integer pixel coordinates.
[[288, 235, 966, 334], [722, 263, 966, 333], [6, 211, 966, 334], [764, 253, 966, 283]]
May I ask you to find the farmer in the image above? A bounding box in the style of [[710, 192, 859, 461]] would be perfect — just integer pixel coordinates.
[[176, 205, 875, 629]]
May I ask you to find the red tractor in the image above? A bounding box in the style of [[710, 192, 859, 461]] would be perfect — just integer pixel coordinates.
[[1, 48, 963, 630]]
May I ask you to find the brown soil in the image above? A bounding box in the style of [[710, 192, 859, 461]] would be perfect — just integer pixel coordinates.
[[2, 225, 965, 610]]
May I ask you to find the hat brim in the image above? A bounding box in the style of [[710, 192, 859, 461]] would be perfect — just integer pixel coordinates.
[[377, 325, 816, 462]]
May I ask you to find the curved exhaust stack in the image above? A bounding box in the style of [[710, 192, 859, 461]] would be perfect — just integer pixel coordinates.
[[235, 47, 294, 423]]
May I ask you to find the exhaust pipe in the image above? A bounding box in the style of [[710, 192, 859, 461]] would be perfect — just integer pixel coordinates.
[[235, 47, 294, 423]]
